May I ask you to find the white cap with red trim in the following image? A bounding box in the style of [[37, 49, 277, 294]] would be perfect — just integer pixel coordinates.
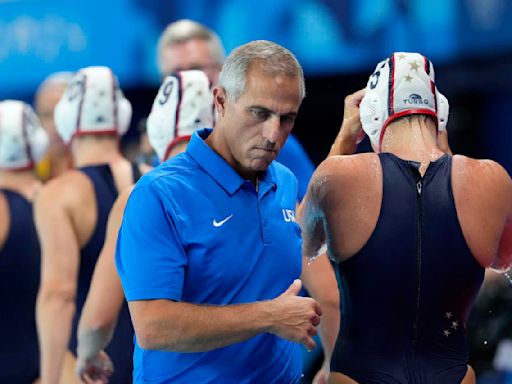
[[54, 66, 132, 144], [147, 70, 214, 161], [360, 52, 449, 152], [0, 100, 49, 170]]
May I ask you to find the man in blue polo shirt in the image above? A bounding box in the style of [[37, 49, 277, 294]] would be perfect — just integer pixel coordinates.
[[156, 19, 315, 201], [116, 40, 327, 383]]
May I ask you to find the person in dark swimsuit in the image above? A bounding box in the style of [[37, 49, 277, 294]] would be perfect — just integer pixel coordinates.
[[300, 52, 512, 384], [35, 66, 143, 384], [0, 100, 49, 383], [75, 69, 215, 382]]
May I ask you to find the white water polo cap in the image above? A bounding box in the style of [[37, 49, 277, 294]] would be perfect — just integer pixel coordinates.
[[360, 52, 449, 152], [147, 70, 214, 161], [0, 100, 50, 170], [54, 66, 132, 144]]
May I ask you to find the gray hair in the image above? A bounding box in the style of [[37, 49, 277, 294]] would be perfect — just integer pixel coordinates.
[[157, 19, 225, 75], [219, 40, 305, 102]]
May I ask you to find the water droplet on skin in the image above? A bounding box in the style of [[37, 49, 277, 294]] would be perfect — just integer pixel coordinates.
[[504, 272, 512, 286]]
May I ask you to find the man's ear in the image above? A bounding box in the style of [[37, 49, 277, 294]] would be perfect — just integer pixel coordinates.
[[213, 86, 227, 117]]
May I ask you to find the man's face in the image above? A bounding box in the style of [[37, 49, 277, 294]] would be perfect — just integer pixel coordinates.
[[213, 63, 302, 178], [160, 38, 221, 85]]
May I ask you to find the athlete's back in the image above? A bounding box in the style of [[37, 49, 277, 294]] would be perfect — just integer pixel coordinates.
[[300, 52, 512, 384]]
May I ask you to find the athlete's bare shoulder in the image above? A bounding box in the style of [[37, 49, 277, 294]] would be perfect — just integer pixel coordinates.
[[37, 170, 94, 209], [313, 153, 379, 182], [310, 153, 380, 197], [453, 155, 512, 201]]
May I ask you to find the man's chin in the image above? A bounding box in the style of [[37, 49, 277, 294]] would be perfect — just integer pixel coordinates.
[[250, 158, 274, 172]]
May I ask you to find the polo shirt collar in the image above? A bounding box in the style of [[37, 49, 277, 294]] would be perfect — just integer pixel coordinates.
[[187, 128, 277, 196]]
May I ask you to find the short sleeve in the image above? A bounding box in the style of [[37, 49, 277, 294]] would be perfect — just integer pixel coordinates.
[[276, 134, 314, 202], [115, 184, 186, 301]]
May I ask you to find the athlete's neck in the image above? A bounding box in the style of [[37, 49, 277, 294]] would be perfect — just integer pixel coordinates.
[[71, 136, 124, 167], [381, 117, 445, 175]]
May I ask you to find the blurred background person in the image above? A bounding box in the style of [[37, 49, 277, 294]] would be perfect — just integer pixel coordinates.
[[134, 117, 155, 171], [0, 100, 48, 384], [34, 72, 74, 181], [76, 69, 215, 383], [35, 66, 142, 384]]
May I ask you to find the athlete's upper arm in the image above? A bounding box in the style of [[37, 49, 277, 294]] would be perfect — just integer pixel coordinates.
[[299, 159, 338, 259], [494, 163, 512, 271], [79, 187, 133, 330], [35, 179, 80, 294]]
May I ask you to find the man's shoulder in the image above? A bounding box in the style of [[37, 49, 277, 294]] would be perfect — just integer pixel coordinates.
[[270, 160, 296, 180], [134, 154, 202, 191]]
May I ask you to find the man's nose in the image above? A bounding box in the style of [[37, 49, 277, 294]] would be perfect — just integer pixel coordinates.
[[262, 116, 281, 144]]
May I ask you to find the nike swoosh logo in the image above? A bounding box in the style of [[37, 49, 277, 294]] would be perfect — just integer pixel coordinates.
[[213, 214, 233, 227]]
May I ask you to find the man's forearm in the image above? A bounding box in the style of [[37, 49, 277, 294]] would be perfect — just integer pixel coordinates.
[[37, 291, 75, 384], [131, 300, 272, 352], [130, 282, 320, 353], [301, 254, 340, 367]]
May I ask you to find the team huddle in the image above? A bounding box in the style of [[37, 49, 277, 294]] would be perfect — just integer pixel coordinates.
[[0, 19, 511, 384]]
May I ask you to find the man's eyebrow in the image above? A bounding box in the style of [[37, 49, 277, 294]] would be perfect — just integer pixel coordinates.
[[247, 105, 297, 117], [247, 105, 271, 112]]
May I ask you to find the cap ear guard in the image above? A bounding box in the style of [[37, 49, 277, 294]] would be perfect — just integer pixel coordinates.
[[147, 70, 214, 162], [436, 90, 449, 132], [54, 66, 132, 144], [24, 104, 50, 163], [117, 91, 132, 136], [0, 100, 49, 170], [54, 72, 85, 144], [359, 58, 390, 151]]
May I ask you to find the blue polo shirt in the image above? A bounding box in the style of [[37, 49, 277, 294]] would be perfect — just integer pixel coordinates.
[[116, 128, 303, 383], [276, 134, 314, 202]]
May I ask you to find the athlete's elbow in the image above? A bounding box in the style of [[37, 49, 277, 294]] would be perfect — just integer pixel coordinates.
[[321, 292, 340, 313], [37, 284, 76, 308]]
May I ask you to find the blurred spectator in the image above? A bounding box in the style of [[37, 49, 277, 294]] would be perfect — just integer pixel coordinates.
[[34, 72, 74, 181]]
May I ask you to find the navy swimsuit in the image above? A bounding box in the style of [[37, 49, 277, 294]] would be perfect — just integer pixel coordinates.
[[0, 190, 40, 383], [332, 154, 484, 383], [68, 163, 140, 384]]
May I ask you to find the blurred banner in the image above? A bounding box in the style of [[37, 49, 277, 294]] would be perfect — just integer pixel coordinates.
[[2, 0, 512, 99]]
